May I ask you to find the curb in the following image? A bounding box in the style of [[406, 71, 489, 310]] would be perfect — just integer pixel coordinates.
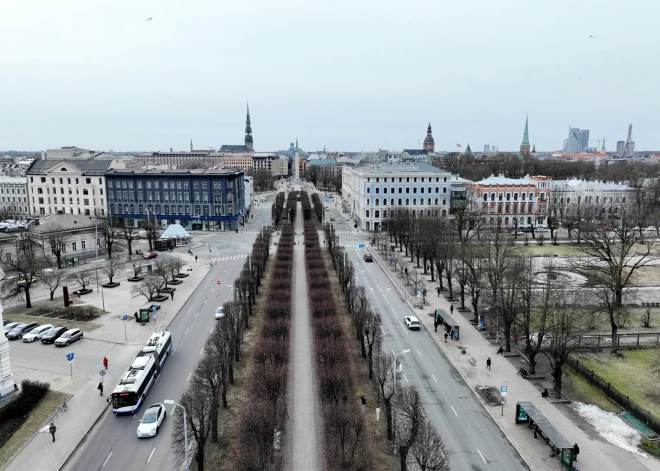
[[55, 402, 110, 471], [369, 249, 531, 470]]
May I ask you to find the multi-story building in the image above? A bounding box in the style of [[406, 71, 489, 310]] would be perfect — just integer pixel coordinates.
[[474, 174, 551, 228], [0, 176, 29, 219], [27, 159, 122, 218], [222, 153, 253, 172], [563, 127, 590, 154], [132, 151, 226, 169], [307, 159, 340, 178], [252, 153, 279, 174], [30, 212, 107, 264], [105, 168, 245, 231], [271, 157, 289, 178], [342, 162, 453, 232], [550, 179, 633, 224]]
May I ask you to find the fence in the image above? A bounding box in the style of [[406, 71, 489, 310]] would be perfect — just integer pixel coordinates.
[[564, 356, 660, 436]]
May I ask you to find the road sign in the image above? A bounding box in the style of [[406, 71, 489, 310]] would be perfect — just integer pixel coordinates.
[[66, 353, 74, 362], [501, 385, 508, 396], [217, 280, 221, 285], [122, 314, 128, 321], [99, 370, 106, 377], [358, 244, 365, 248], [390, 257, 394, 264]]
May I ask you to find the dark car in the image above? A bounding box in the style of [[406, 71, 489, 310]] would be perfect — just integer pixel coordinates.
[[41, 326, 68, 344], [363, 254, 373, 262], [6, 322, 40, 340], [2, 319, 12, 326], [143, 252, 158, 260]]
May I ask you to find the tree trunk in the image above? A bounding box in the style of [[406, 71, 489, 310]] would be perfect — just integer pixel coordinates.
[[211, 395, 219, 443], [384, 397, 393, 440], [56, 254, 62, 269], [553, 363, 563, 399], [50, 289, 55, 301], [472, 296, 479, 323], [399, 446, 410, 471], [368, 350, 374, 380], [196, 451, 204, 471], [504, 322, 511, 352], [445, 271, 453, 299], [25, 287, 32, 309], [459, 285, 466, 310]]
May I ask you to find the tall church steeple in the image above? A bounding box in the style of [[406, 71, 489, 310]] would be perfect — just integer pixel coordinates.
[[244, 103, 254, 151], [520, 115, 531, 157], [423, 123, 435, 153]]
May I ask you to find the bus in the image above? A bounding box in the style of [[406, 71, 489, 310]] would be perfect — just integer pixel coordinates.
[[111, 331, 172, 415]]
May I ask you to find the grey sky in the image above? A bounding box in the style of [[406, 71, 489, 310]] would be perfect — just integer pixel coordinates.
[[1, 0, 658, 153]]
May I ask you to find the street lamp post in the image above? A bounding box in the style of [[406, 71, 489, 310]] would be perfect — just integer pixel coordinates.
[[164, 399, 189, 471], [392, 348, 410, 455]]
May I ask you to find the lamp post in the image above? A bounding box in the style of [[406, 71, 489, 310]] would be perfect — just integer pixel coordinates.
[[392, 348, 410, 455], [164, 399, 189, 471]]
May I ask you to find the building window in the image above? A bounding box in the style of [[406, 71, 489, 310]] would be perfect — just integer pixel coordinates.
[[81, 240, 87, 249], [366, 210, 370, 217], [375, 210, 380, 218], [72, 242, 77, 251]]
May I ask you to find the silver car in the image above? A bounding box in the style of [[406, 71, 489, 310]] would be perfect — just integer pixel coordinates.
[[54, 328, 83, 347], [23, 324, 53, 342]]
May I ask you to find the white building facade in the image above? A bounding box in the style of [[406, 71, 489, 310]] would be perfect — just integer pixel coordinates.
[[550, 179, 633, 223], [27, 159, 123, 218], [342, 162, 453, 232], [0, 176, 29, 219]]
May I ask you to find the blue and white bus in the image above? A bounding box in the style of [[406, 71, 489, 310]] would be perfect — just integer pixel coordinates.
[[111, 331, 172, 415]]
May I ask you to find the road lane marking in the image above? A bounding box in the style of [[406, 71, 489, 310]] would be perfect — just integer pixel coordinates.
[[187, 372, 192, 381], [195, 313, 198, 318], [416, 349, 421, 356], [431, 374, 437, 383], [451, 405, 458, 416], [380, 325, 385, 334], [477, 449, 486, 464], [148, 448, 155, 462], [103, 452, 112, 467], [404, 374, 409, 383], [184, 329, 188, 336], [200, 348, 204, 355]]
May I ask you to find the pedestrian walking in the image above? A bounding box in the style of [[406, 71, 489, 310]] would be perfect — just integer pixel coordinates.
[[376, 407, 381, 422], [98, 381, 104, 396], [497, 346, 504, 355], [103, 357, 108, 369], [360, 395, 366, 414], [573, 443, 580, 461], [195, 255, 198, 262], [434, 319, 438, 332], [170, 291, 174, 300], [49, 422, 56, 442], [436, 286, 441, 297], [444, 332, 448, 342], [450, 304, 454, 315], [62, 401, 68, 412], [533, 423, 539, 439], [486, 357, 492, 370]]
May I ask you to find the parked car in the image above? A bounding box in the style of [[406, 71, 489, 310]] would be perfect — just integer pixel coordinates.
[[511, 230, 524, 235], [602, 226, 614, 232], [363, 254, 373, 262], [22, 324, 53, 342], [330, 217, 336, 222], [7, 322, 40, 340], [215, 306, 225, 320], [4, 322, 21, 336], [41, 326, 68, 344], [143, 252, 158, 260], [2, 319, 12, 326], [325, 207, 330, 211], [404, 316, 421, 330], [137, 404, 167, 438], [536, 227, 550, 233], [55, 328, 83, 346]]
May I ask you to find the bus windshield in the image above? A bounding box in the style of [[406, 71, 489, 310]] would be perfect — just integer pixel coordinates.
[[112, 393, 137, 410]]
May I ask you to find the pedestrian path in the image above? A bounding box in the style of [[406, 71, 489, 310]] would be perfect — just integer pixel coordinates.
[[369, 248, 657, 471]]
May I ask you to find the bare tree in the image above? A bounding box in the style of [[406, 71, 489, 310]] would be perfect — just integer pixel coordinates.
[[641, 306, 653, 328], [101, 258, 120, 284], [153, 257, 174, 290], [374, 351, 395, 440], [72, 269, 93, 292], [1, 250, 42, 308], [100, 217, 116, 259], [464, 242, 487, 323], [130, 259, 143, 279], [495, 259, 523, 352], [130, 275, 161, 302], [363, 311, 382, 379], [190, 354, 223, 443], [171, 387, 213, 471], [41, 269, 64, 301], [396, 386, 425, 471], [121, 219, 136, 258], [572, 219, 656, 352], [45, 226, 68, 269], [409, 419, 450, 471]]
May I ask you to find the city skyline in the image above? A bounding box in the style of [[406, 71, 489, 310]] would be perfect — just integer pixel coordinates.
[[1, 0, 658, 152]]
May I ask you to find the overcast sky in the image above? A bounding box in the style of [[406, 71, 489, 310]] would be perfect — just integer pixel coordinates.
[[1, 0, 658, 153]]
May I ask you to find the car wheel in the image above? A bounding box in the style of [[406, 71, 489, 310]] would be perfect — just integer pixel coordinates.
[[66, 341, 70, 346]]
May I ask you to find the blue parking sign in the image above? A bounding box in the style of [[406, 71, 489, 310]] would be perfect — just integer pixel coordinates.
[[358, 244, 365, 248], [66, 353, 74, 362]]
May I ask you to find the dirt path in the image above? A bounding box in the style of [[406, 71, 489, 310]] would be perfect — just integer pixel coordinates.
[[286, 202, 323, 469]]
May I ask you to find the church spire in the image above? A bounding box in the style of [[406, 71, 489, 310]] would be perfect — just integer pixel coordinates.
[[190, 139, 193, 152], [244, 102, 254, 151], [520, 115, 531, 157]]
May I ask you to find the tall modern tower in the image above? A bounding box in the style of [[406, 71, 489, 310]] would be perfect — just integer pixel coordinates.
[[0, 301, 15, 399], [244, 103, 254, 152], [520, 115, 531, 157], [563, 127, 590, 153]]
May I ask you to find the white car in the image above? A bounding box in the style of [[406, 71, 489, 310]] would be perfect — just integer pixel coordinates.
[[22, 324, 53, 342], [137, 404, 167, 438], [535, 227, 550, 233], [404, 316, 421, 330], [215, 306, 225, 320]]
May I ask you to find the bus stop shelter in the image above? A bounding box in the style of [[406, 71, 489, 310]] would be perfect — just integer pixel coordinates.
[[515, 402, 575, 468], [434, 309, 460, 340]]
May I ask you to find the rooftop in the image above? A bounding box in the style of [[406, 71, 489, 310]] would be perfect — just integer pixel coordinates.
[[106, 168, 243, 177], [307, 159, 337, 166], [27, 159, 115, 175], [31, 213, 103, 234], [219, 145, 250, 152], [552, 179, 632, 191], [354, 162, 450, 175]]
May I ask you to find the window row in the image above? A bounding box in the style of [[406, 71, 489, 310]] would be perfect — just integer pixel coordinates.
[[368, 176, 449, 183], [33, 207, 105, 216], [110, 204, 235, 217], [32, 177, 100, 185], [366, 208, 447, 218], [367, 186, 447, 195], [369, 197, 447, 206], [482, 192, 543, 202], [35, 197, 101, 206]]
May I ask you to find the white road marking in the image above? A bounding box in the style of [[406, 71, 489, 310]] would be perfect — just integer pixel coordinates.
[[187, 372, 192, 381], [451, 405, 458, 416], [200, 348, 204, 355], [210, 328, 213, 334], [103, 452, 112, 467], [184, 329, 188, 336], [477, 449, 486, 464], [148, 448, 155, 462], [404, 374, 409, 383], [431, 374, 437, 383], [380, 325, 385, 334], [195, 313, 198, 318], [416, 349, 421, 356]]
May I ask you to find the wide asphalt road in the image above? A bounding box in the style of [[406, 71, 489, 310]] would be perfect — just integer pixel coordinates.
[[326, 204, 529, 471], [63, 199, 274, 471]]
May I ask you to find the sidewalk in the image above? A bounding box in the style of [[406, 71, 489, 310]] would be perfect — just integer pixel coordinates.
[[370, 247, 657, 471]]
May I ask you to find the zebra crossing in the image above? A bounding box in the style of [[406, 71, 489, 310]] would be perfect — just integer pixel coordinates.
[[216, 254, 248, 262]]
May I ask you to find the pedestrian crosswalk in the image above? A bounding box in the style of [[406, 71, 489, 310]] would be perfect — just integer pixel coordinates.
[[333, 230, 355, 234], [216, 254, 248, 262], [343, 244, 366, 249]]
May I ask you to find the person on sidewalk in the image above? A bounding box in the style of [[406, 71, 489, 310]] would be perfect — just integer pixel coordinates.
[[573, 443, 580, 461], [171, 291, 174, 300], [103, 357, 108, 369], [98, 381, 104, 396], [49, 423, 56, 442], [450, 304, 454, 315], [497, 346, 504, 355], [361, 395, 366, 413], [444, 332, 448, 342], [486, 357, 492, 370], [434, 319, 438, 332], [436, 286, 441, 297], [376, 407, 381, 422], [195, 255, 198, 262], [533, 423, 539, 439]]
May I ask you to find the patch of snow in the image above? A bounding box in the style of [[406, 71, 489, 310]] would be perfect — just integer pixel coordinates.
[[571, 402, 644, 455]]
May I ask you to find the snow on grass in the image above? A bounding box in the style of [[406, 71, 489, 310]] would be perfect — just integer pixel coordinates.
[[571, 402, 643, 455]]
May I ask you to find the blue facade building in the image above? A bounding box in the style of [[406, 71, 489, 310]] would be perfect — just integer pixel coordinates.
[[105, 168, 245, 231]]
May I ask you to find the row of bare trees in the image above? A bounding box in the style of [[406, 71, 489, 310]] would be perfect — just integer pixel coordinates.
[[170, 229, 272, 471], [323, 210, 449, 471], [272, 192, 286, 226], [303, 191, 376, 471]]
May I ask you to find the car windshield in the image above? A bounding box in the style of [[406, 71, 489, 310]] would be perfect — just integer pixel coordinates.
[[45, 328, 59, 335], [61, 332, 71, 338], [11, 325, 26, 331], [142, 411, 158, 423]]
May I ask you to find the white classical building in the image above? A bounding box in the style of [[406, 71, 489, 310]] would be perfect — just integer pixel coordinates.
[[27, 159, 124, 218], [342, 162, 453, 231], [550, 179, 633, 222], [0, 176, 29, 219]]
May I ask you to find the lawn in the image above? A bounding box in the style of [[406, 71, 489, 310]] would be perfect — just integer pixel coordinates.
[[573, 350, 660, 421], [517, 244, 586, 257], [561, 368, 623, 414], [0, 390, 69, 469]]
